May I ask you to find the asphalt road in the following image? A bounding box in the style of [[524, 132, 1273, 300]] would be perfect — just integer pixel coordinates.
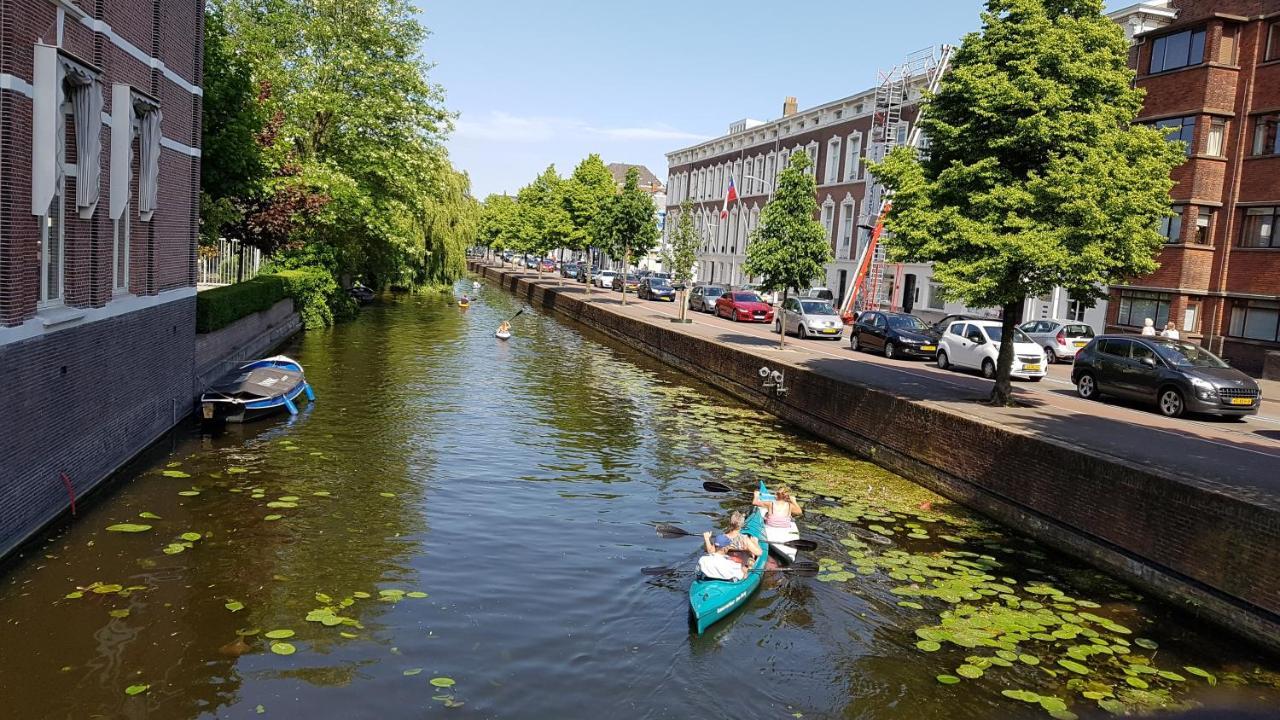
[[500, 270, 1280, 509]]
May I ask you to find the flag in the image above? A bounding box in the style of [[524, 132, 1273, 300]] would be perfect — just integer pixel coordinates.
[[720, 177, 738, 220]]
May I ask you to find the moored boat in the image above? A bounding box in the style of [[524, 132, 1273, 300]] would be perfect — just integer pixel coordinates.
[[759, 481, 800, 565], [688, 510, 769, 634], [200, 356, 314, 424]]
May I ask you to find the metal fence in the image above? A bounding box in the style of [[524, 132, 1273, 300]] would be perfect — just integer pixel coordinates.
[[198, 239, 263, 287]]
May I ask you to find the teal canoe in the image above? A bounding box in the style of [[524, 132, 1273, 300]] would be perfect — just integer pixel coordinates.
[[688, 509, 770, 634]]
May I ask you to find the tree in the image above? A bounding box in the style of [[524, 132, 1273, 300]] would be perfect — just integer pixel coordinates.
[[662, 200, 700, 322], [515, 165, 573, 279], [479, 194, 519, 263], [743, 153, 832, 349], [598, 168, 659, 305], [563, 154, 616, 292], [870, 0, 1183, 405]]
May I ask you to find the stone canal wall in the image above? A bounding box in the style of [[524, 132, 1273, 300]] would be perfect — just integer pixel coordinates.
[[193, 298, 302, 400], [473, 261, 1280, 653]]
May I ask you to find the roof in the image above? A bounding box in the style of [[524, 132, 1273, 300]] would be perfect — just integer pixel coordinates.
[[607, 163, 663, 189]]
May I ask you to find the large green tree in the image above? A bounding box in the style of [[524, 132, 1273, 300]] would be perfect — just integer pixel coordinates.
[[743, 153, 832, 349], [661, 200, 700, 322], [598, 168, 659, 305], [515, 165, 573, 279], [478, 194, 519, 262], [871, 0, 1183, 405], [563, 154, 616, 292]]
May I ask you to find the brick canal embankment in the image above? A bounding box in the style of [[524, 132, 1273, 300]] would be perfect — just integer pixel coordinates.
[[471, 260, 1280, 654]]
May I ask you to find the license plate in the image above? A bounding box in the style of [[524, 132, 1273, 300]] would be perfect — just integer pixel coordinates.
[[922, 345, 936, 352], [202, 403, 214, 419], [1073, 341, 1086, 347], [1024, 365, 1041, 373], [1230, 397, 1254, 406], [822, 328, 839, 334]]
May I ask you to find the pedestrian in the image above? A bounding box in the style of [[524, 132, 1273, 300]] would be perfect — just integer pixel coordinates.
[[1141, 318, 1156, 337], [1161, 321, 1180, 340]]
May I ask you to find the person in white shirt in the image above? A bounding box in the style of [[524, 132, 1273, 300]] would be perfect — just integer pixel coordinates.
[[698, 532, 746, 581], [1141, 318, 1157, 337], [1160, 322, 1180, 340]]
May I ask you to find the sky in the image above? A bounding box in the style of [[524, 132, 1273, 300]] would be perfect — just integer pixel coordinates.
[[417, 1, 1131, 199]]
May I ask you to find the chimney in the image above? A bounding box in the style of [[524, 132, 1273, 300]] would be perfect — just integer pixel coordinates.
[[782, 96, 798, 117]]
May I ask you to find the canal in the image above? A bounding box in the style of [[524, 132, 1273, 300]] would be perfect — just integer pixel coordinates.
[[1, 282, 1278, 719]]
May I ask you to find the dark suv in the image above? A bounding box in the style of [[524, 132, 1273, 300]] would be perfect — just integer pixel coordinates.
[[1071, 335, 1261, 418]]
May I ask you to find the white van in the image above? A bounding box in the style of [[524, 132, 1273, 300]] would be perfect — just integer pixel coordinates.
[[936, 319, 1047, 381], [802, 287, 834, 302]]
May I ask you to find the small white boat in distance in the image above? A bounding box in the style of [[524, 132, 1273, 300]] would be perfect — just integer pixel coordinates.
[[472, 281, 481, 290], [495, 330, 511, 340]]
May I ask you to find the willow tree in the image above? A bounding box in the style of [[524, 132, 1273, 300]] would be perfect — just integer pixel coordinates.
[[870, 0, 1183, 405], [743, 153, 831, 350]]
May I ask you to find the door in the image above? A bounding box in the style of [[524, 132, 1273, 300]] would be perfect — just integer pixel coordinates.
[[956, 324, 987, 368], [1094, 339, 1132, 396], [866, 313, 887, 351], [1121, 341, 1163, 400], [901, 274, 917, 314], [836, 270, 848, 312]]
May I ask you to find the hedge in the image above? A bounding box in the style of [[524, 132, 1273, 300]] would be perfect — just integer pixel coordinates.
[[196, 267, 357, 333]]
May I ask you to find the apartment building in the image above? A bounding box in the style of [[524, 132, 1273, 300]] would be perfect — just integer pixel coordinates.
[[0, 0, 202, 556]]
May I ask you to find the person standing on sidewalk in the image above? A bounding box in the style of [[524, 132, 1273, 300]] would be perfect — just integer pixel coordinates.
[[1141, 318, 1156, 337], [1161, 322, 1180, 340]]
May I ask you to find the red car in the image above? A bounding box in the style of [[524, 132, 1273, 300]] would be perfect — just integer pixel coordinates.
[[538, 259, 556, 273], [715, 291, 774, 323]]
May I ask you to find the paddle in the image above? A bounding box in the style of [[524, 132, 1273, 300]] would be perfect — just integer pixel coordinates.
[[503, 309, 526, 324], [653, 523, 817, 552], [641, 561, 820, 577], [702, 481, 735, 494]]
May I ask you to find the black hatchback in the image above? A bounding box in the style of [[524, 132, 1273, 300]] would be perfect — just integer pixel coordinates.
[[850, 311, 940, 359], [1071, 335, 1261, 418]]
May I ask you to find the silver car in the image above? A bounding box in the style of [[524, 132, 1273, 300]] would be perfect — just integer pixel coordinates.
[[774, 297, 844, 340], [688, 284, 728, 313], [1018, 319, 1097, 363]]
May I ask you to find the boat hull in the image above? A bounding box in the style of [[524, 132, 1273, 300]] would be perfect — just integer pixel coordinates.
[[758, 481, 798, 564], [200, 356, 313, 425], [689, 511, 769, 634], [495, 331, 511, 340]]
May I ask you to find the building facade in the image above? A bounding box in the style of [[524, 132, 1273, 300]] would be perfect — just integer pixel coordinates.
[[1107, 0, 1280, 375], [0, 0, 202, 556]]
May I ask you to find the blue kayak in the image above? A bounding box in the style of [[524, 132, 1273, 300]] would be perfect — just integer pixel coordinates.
[[688, 509, 770, 635]]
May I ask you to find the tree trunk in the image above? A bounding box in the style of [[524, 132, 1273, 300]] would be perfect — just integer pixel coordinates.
[[678, 288, 687, 322], [584, 248, 593, 295], [621, 247, 630, 305], [988, 298, 1025, 407], [778, 289, 788, 351]]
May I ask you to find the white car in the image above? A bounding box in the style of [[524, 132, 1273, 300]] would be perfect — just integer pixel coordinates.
[[774, 297, 844, 340], [935, 320, 1047, 381], [593, 270, 618, 289]]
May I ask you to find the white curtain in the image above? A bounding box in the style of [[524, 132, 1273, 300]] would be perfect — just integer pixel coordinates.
[[138, 107, 162, 221], [65, 66, 103, 218]]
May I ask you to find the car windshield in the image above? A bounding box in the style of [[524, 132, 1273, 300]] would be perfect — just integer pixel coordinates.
[[1153, 341, 1229, 368], [734, 293, 762, 303], [800, 301, 834, 314], [888, 315, 928, 331], [650, 279, 671, 288], [625, 275, 638, 281], [985, 326, 1034, 344]]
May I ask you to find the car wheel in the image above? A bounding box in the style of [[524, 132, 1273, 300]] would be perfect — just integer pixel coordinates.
[[981, 359, 996, 379], [773, 320, 781, 334], [1043, 347, 1057, 365], [1158, 387, 1186, 418], [798, 324, 808, 339], [884, 341, 896, 359], [1076, 372, 1099, 400], [936, 350, 950, 370], [851, 334, 861, 352]]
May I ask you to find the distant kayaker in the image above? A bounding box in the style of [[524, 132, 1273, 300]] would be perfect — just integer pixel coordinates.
[[698, 532, 746, 581], [754, 486, 802, 530], [720, 511, 762, 563], [497, 321, 511, 335]]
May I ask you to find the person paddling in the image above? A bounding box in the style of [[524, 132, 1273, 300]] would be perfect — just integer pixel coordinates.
[[753, 486, 802, 530], [698, 531, 747, 581], [720, 511, 762, 564], [497, 320, 511, 335]]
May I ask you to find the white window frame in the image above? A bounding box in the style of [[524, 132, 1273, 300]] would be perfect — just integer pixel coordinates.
[[806, 141, 819, 178], [821, 198, 836, 242], [838, 197, 855, 260], [845, 132, 862, 182], [39, 188, 67, 308], [113, 200, 131, 294], [825, 137, 841, 184], [728, 206, 739, 255]]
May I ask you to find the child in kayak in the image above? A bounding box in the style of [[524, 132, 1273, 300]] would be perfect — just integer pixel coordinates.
[[753, 486, 802, 529], [699, 532, 746, 581]]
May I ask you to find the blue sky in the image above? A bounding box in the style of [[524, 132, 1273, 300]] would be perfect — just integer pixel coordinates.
[[418, 1, 1130, 198]]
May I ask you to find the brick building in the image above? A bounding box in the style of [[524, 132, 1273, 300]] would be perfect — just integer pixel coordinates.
[[0, 0, 202, 557], [1107, 0, 1280, 375]]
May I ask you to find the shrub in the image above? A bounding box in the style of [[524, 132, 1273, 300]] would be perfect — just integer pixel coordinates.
[[273, 267, 357, 330], [195, 275, 287, 333]]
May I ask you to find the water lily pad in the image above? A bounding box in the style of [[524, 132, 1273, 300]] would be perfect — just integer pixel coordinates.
[[93, 584, 124, 594], [1048, 711, 1078, 720], [1184, 666, 1216, 685], [915, 640, 941, 652], [995, 650, 1018, 662], [1057, 660, 1090, 675], [404, 668, 423, 676], [339, 632, 358, 639], [313, 491, 332, 497], [236, 628, 261, 636], [162, 470, 190, 478], [109, 609, 130, 618], [1098, 698, 1125, 714], [316, 593, 333, 603], [179, 532, 202, 542], [106, 523, 152, 533], [379, 492, 397, 498], [321, 615, 343, 627], [1001, 689, 1041, 703], [1018, 654, 1040, 666], [1157, 670, 1186, 682], [1039, 697, 1068, 713], [406, 591, 428, 599], [956, 665, 983, 679], [65, 591, 84, 599], [270, 642, 296, 655], [936, 675, 961, 685], [177, 490, 201, 497], [225, 600, 245, 612], [353, 591, 371, 599], [265, 501, 297, 509], [1125, 676, 1149, 689], [124, 684, 150, 695], [430, 677, 456, 688], [1134, 638, 1158, 650], [279, 496, 300, 502], [138, 512, 162, 520], [265, 629, 294, 639], [264, 515, 283, 521], [163, 543, 186, 555], [227, 467, 248, 474]]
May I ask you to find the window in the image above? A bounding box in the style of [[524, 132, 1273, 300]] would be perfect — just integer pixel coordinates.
[[113, 202, 130, 293], [927, 282, 945, 310], [1183, 302, 1199, 333], [1229, 300, 1280, 342], [1206, 117, 1226, 156], [1266, 22, 1280, 62], [821, 201, 835, 242], [764, 154, 775, 194], [896, 122, 909, 146], [1150, 28, 1206, 73], [1159, 206, 1184, 243], [1099, 338, 1131, 357], [1252, 114, 1279, 156], [1115, 290, 1171, 328], [1194, 207, 1214, 245], [950, 323, 968, 338], [1241, 207, 1279, 248], [838, 201, 854, 260], [806, 142, 819, 178], [753, 157, 763, 194], [845, 133, 862, 182], [1155, 116, 1196, 155], [39, 190, 65, 306], [825, 137, 841, 184], [1065, 294, 1089, 322]]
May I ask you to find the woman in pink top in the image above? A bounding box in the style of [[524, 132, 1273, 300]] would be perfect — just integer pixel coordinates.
[[753, 486, 802, 528]]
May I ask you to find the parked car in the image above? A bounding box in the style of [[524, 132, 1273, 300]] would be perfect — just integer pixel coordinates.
[[928, 313, 984, 337], [638, 277, 676, 302], [850, 311, 938, 359], [611, 274, 641, 292], [740, 283, 777, 306], [560, 262, 580, 279], [575, 263, 593, 283], [593, 270, 618, 289], [801, 287, 835, 302], [716, 291, 775, 323], [523, 255, 539, 269], [775, 297, 843, 339], [936, 320, 1047, 381], [1071, 336, 1261, 418], [501, 250, 514, 262], [688, 284, 728, 313], [538, 258, 556, 273], [1019, 320, 1096, 363]]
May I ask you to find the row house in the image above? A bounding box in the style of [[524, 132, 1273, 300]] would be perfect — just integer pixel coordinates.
[[0, 0, 203, 557]]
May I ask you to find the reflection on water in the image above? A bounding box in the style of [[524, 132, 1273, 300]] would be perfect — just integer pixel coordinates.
[[0, 282, 1276, 719]]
